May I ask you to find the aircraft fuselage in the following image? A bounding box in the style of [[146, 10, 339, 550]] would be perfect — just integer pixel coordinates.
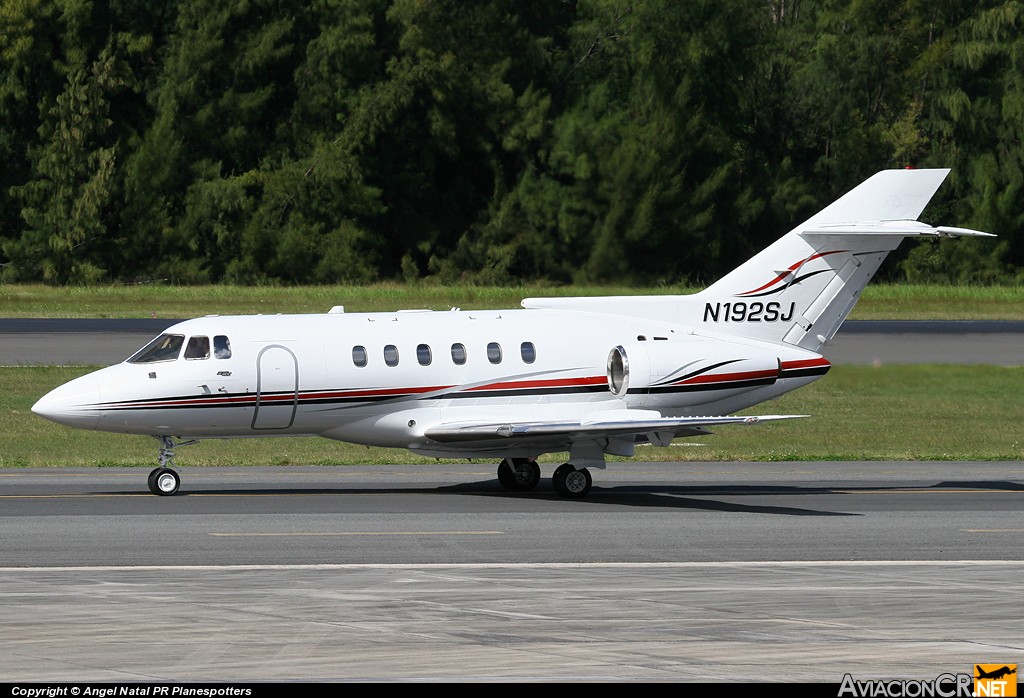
[[34, 308, 828, 457]]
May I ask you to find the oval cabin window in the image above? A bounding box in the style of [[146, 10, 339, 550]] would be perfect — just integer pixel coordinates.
[[451, 343, 467, 365], [417, 344, 432, 366], [520, 342, 536, 364], [487, 342, 502, 364]]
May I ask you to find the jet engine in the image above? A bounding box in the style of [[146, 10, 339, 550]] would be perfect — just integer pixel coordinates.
[[607, 341, 781, 407]]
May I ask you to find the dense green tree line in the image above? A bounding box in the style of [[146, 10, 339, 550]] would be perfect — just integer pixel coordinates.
[[1, 0, 1021, 285]]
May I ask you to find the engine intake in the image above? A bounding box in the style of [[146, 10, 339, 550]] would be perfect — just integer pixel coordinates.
[[607, 341, 781, 406]]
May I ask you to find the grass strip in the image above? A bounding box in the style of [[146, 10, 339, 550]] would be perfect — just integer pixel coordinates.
[[2, 283, 1023, 320], [2, 365, 1020, 467]]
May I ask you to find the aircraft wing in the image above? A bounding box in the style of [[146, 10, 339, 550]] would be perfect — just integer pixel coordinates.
[[424, 414, 805, 444]]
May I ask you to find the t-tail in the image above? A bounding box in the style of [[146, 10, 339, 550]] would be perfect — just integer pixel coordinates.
[[695, 168, 993, 351], [521, 169, 992, 351]]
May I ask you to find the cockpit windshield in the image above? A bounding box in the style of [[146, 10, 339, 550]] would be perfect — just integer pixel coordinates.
[[128, 334, 185, 363]]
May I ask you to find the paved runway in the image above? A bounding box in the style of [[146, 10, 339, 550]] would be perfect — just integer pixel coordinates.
[[2, 319, 1023, 365], [2, 463, 1022, 681], [2, 320, 1021, 681]]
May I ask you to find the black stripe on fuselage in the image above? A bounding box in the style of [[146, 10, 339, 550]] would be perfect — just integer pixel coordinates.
[[779, 366, 831, 379], [632, 376, 779, 395], [91, 383, 611, 411]]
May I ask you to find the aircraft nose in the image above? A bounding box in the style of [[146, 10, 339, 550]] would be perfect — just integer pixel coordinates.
[[32, 373, 102, 430]]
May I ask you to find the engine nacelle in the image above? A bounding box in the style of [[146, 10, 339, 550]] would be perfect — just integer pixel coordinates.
[[607, 340, 781, 407]]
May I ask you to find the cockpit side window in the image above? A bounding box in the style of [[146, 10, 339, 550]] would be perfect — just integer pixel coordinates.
[[128, 334, 185, 363], [214, 335, 232, 359], [184, 336, 210, 360]]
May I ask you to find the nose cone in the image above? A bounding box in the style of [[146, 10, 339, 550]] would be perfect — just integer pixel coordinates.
[[32, 373, 102, 430]]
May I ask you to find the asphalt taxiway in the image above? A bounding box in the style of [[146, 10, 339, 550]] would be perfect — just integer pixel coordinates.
[[2, 319, 1023, 365], [1, 320, 1021, 681], [1, 462, 1021, 681]]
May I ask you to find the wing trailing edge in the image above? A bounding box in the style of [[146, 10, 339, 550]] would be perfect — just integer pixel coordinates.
[[424, 414, 806, 444]]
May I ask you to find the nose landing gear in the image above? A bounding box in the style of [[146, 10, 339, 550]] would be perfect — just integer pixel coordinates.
[[147, 436, 197, 496], [147, 467, 180, 496]]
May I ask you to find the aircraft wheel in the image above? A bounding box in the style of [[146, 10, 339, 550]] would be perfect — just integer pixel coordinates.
[[497, 459, 515, 488], [497, 458, 540, 491], [552, 463, 592, 498], [148, 467, 180, 496]]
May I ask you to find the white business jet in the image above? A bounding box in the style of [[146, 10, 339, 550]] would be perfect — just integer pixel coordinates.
[[33, 169, 991, 497]]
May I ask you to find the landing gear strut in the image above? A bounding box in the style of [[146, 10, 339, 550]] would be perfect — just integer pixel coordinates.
[[147, 436, 196, 496], [552, 463, 592, 498], [496, 457, 541, 491]]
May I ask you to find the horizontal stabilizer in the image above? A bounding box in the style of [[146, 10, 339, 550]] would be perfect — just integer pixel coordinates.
[[800, 221, 995, 238], [425, 414, 805, 444]]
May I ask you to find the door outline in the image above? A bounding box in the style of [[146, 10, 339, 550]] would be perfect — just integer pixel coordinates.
[[251, 345, 299, 430]]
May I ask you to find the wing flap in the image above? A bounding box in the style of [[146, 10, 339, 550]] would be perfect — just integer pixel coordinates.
[[424, 414, 805, 444]]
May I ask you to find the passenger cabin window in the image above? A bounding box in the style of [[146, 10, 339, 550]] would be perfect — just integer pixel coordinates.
[[128, 334, 185, 364], [417, 344, 432, 366], [487, 342, 502, 364], [384, 344, 399, 367], [214, 335, 231, 359], [184, 336, 210, 360], [521, 341, 536, 364], [451, 343, 467, 365], [352, 345, 368, 367]]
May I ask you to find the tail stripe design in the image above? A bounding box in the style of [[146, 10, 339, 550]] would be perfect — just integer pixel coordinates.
[[737, 250, 849, 297]]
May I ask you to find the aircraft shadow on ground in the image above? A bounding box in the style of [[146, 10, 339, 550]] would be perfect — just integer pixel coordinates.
[[90, 478, 1023, 516], [96, 481, 858, 516], [931, 480, 1024, 491], [444, 481, 861, 516]]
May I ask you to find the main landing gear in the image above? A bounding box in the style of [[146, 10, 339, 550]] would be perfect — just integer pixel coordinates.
[[147, 436, 196, 496], [552, 462, 592, 498], [495, 458, 593, 498], [496, 457, 541, 491]]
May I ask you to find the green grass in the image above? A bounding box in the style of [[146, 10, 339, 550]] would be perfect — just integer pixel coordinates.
[[2, 282, 1022, 319], [849, 284, 1024, 320], [0, 283, 682, 318], [3, 365, 1021, 468]]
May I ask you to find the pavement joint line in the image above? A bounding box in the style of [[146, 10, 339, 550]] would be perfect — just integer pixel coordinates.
[[1, 560, 1023, 572], [207, 531, 505, 536]]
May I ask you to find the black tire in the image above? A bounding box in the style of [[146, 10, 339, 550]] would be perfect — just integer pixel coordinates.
[[149, 467, 180, 496], [147, 468, 162, 495], [552, 463, 592, 498], [497, 460, 516, 489], [497, 458, 540, 491]]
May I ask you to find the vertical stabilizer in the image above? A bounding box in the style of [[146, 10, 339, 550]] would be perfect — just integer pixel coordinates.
[[522, 169, 990, 346], [695, 169, 991, 351]]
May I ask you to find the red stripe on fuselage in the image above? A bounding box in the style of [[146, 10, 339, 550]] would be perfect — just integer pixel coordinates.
[[467, 376, 607, 392], [674, 368, 779, 386], [301, 385, 453, 400], [780, 358, 831, 370], [96, 376, 608, 410]]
